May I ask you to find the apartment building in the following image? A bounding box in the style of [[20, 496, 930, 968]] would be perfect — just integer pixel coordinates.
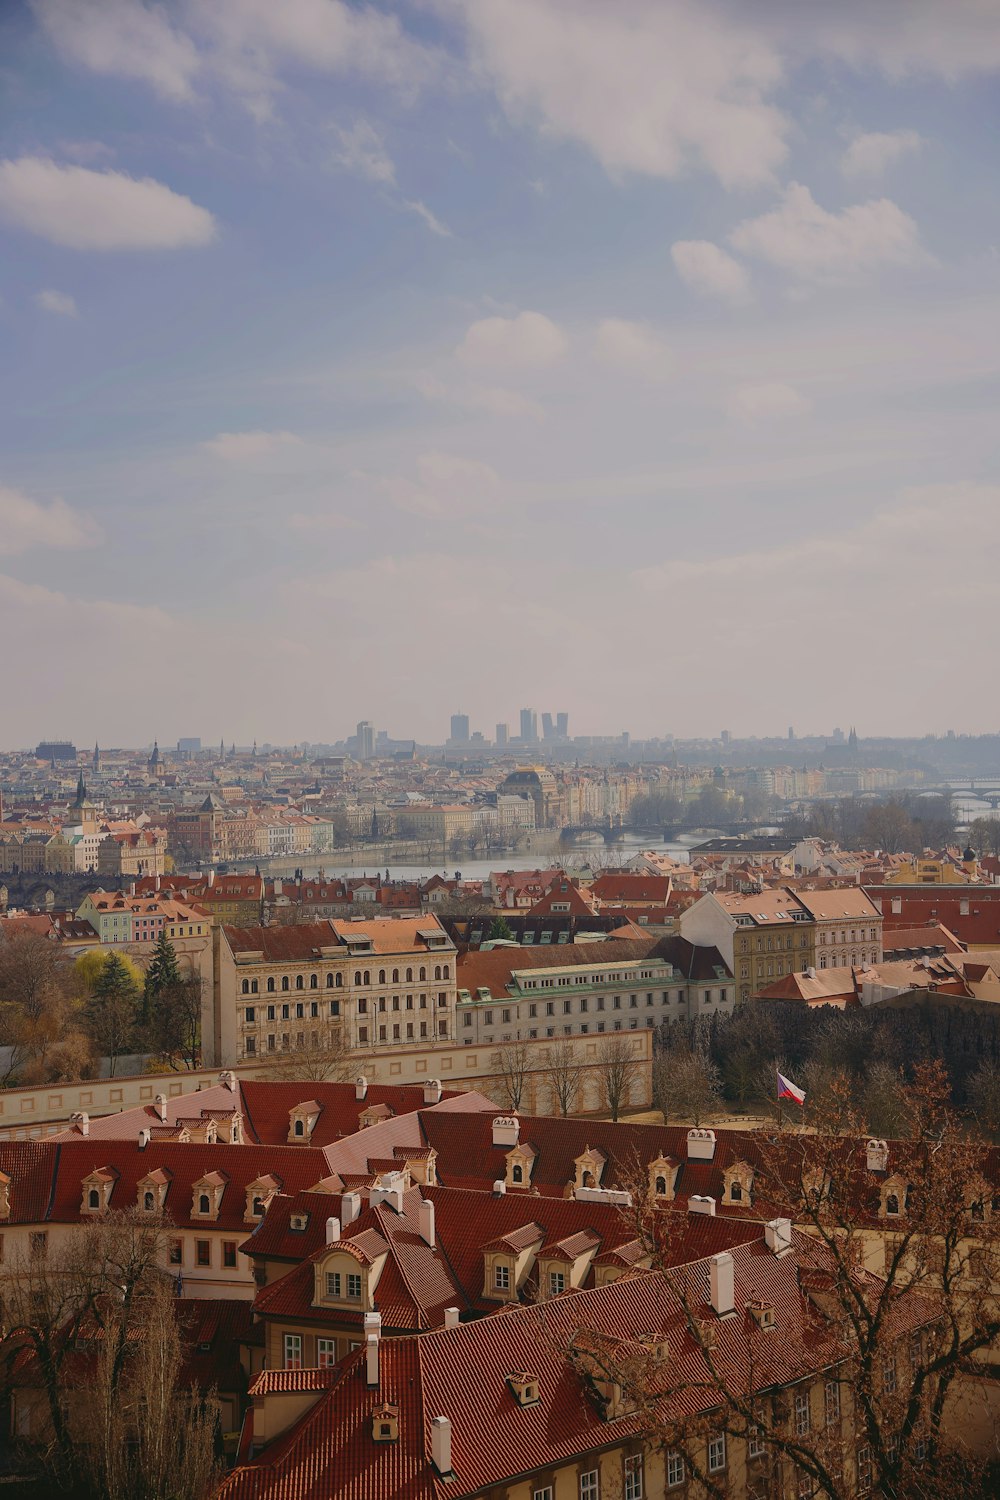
[[680, 889, 817, 1002], [790, 887, 882, 970]]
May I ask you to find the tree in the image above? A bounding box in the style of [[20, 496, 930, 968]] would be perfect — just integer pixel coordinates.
[[967, 816, 1000, 859], [967, 1059, 1000, 1135], [143, 932, 182, 1019], [145, 973, 204, 1071], [0, 930, 90, 1085], [0, 929, 61, 1019], [653, 1047, 722, 1125], [261, 1026, 357, 1082], [487, 916, 514, 942], [491, 1041, 531, 1112], [863, 797, 918, 855], [595, 1034, 641, 1121], [85, 952, 141, 1075], [545, 1039, 582, 1117]]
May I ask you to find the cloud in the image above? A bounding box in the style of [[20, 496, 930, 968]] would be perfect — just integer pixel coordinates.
[[360, 451, 503, 519], [730, 380, 811, 424], [202, 430, 302, 461], [457, 310, 567, 367], [454, 0, 788, 189], [671, 240, 751, 303], [0, 485, 98, 554], [841, 128, 922, 179], [729, 182, 929, 283], [801, 2, 1000, 81], [412, 372, 544, 420], [402, 199, 452, 237], [32, 0, 201, 102], [331, 120, 396, 184], [0, 157, 216, 250], [35, 289, 78, 317], [594, 318, 671, 374]]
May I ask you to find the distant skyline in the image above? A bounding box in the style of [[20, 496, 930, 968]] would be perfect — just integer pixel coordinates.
[[2, 1, 1000, 743]]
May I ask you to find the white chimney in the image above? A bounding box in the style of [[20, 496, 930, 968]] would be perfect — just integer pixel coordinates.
[[371, 1172, 406, 1214], [764, 1218, 792, 1257], [138, 1128, 150, 1149], [206, 868, 215, 888], [419, 1197, 436, 1248], [356, 1075, 369, 1101], [154, 1093, 167, 1121], [493, 1179, 506, 1196], [154, 875, 161, 892], [341, 1190, 362, 1226], [866, 1139, 889, 1172], [366, 1333, 380, 1388], [575, 1186, 633, 1207], [444, 1307, 460, 1330], [364, 1311, 382, 1341], [273, 878, 283, 897], [689, 1195, 716, 1216], [423, 1078, 443, 1105], [687, 1128, 717, 1162], [709, 1251, 735, 1316], [326, 1216, 341, 1245], [431, 1416, 453, 1476], [71, 1111, 89, 1137], [492, 1115, 519, 1147]]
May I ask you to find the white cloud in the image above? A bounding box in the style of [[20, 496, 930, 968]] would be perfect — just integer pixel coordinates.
[[595, 318, 671, 375], [403, 199, 452, 237], [331, 120, 396, 184], [360, 451, 502, 519], [202, 430, 302, 461], [455, 0, 788, 188], [801, 2, 1000, 81], [729, 182, 928, 283], [457, 310, 567, 367], [412, 372, 544, 420], [841, 128, 922, 179], [35, 289, 78, 317], [730, 380, 811, 424], [33, 0, 201, 102], [0, 485, 98, 554], [0, 157, 216, 250], [671, 240, 751, 303]]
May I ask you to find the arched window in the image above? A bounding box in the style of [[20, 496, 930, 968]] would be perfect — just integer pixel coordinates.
[[251, 979, 258, 993], [379, 969, 386, 985], [655, 1175, 667, 1195], [442, 964, 450, 979], [310, 974, 318, 989], [252, 1196, 265, 1217], [294, 1119, 304, 1137], [730, 1182, 742, 1202], [326, 972, 334, 988], [88, 1188, 100, 1209], [886, 1194, 900, 1216], [199, 1193, 210, 1215], [295, 975, 304, 991], [406, 967, 413, 982], [512, 1164, 523, 1184], [143, 1190, 155, 1211], [241, 979, 249, 995], [354, 971, 362, 985], [363, 970, 370, 985], [434, 965, 441, 981], [336, 973, 343, 987], [419, 967, 426, 981], [267, 978, 275, 992], [281, 976, 290, 992], [392, 968, 399, 984]]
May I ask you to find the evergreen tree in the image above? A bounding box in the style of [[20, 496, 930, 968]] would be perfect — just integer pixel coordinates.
[[86, 953, 140, 1076], [487, 915, 514, 942], [143, 932, 181, 1023]]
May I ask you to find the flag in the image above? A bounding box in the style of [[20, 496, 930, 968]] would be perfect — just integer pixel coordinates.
[[777, 1070, 806, 1105]]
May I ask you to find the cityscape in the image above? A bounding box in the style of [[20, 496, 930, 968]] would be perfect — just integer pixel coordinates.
[[3, 2, 1000, 1499]]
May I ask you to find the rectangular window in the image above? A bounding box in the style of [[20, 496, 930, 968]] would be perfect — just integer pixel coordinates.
[[883, 1355, 896, 1393], [223, 1241, 237, 1268], [30, 1232, 48, 1259], [549, 1270, 565, 1295], [195, 1240, 210, 1267], [245, 1005, 255, 1022], [169, 1238, 183, 1265], [664, 1452, 682, 1491], [824, 1380, 840, 1425], [579, 1471, 599, 1500], [794, 1388, 810, 1435], [317, 1338, 337, 1368], [346, 1273, 362, 1300], [494, 1262, 510, 1290], [708, 1434, 726, 1473], [748, 1426, 765, 1459], [325, 1271, 341, 1297], [245, 1036, 256, 1055], [533, 1489, 553, 1500], [857, 1445, 872, 1494], [283, 1333, 302, 1371]]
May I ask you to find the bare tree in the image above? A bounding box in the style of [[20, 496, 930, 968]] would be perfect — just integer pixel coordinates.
[[260, 1025, 359, 1083], [595, 1034, 641, 1121], [653, 1047, 722, 1125], [546, 1039, 582, 1117], [491, 1041, 531, 1112]]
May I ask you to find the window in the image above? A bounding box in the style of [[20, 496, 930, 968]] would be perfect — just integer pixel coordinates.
[[748, 1426, 765, 1459], [326, 1271, 341, 1297], [267, 1004, 275, 1020], [169, 1238, 182, 1265], [295, 1003, 304, 1019], [282, 977, 289, 992], [346, 1273, 362, 1300], [824, 1380, 840, 1425], [579, 1471, 599, 1500], [267, 978, 275, 992], [708, 1433, 726, 1473], [914, 1436, 927, 1463], [195, 1240, 210, 1267], [317, 1338, 337, 1368], [533, 1489, 553, 1500], [283, 1333, 302, 1370], [246, 1036, 256, 1055], [664, 1451, 682, 1491], [223, 1241, 237, 1268], [886, 1193, 900, 1216], [794, 1387, 811, 1435], [494, 1262, 510, 1290], [198, 1193, 210, 1215], [857, 1446, 872, 1494], [796, 1469, 813, 1498], [549, 1270, 565, 1295], [883, 1354, 896, 1393], [88, 1188, 100, 1209], [512, 1164, 523, 1184], [359, 1026, 369, 1043]]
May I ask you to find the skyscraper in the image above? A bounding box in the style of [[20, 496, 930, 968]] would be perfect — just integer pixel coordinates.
[[356, 720, 375, 760], [450, 714, 470, 743], [520, 708, 538, 744], [495, 722, 509, 748], [556, 712, 569, 739], [541, 713, 554, 742]]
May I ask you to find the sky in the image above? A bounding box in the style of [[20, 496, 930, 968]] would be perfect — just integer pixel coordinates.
[[1, 0, 1000, 749]]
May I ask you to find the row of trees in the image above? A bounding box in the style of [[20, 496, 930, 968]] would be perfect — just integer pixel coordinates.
[[488, 1034, 643, 1121], [782, 792, 957, 854], [0, 930, 203, 1085]]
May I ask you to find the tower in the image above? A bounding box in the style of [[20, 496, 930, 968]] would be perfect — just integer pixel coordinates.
[[93, 742, 101, 771]]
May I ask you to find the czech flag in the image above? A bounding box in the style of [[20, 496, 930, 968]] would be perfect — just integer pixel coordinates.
[[777, 1071, 806, 1105]]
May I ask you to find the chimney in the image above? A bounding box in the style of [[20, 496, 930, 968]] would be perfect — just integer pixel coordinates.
[[709, 1251, 735, 1316], [138, 1128, 150, 1150], [764, 1218, 793, 1257], [356, 1075, 369, 1102], [326, 1216, 341, 1245], [71, 1111, 89, 1137], [866, 1138, 889, 1173], [686, 1128, 716, 1162], [444, 1307, 460, 1330], [371, 1172, 405, 1214], [689, 1195, 716, 1216], [492, 1115, 519, 1147], [206, 868, 215, 888], [273, 878, 283, 897], [431, 1416, 453, 1477], [364, 1310, 382, 1342], [341, 1190, 362, 1227], [423, 1078, 443, 1105], [154, 875, 161, 891], [493, 1179, 506, 1196], [218, 1070, 237, 1093], [366, 1333, 380, 1388], [154, 1093, 167, 1121], [419, 1197, 436, 1248]]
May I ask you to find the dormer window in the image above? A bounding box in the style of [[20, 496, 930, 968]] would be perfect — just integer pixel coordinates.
[[294, 1119, 304, 1137], [199, 1193, 210, 1215], [192, 1172, 227, 1221], [245, 1174, 282, 1222], [512, 1165, 524, 1184], [88, 1188, 100, 1210], [494, 1262, 511, 1291], [886, 1194, 900, 1216], [81, 1168, 118, 1215], [143, 1190, 155, 1212], [722, 1161, 754, 1208]]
